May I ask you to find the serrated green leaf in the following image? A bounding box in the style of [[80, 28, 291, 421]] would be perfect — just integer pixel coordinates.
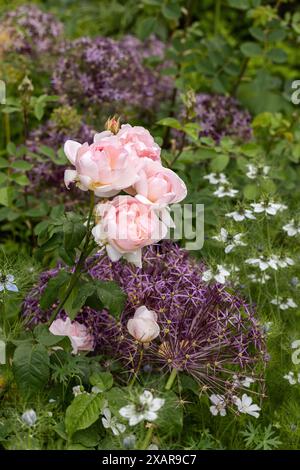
[[65, 393, 104, 437], [94, 280, 126, 318], [40, 270, 71, 310], [13, 343, 50, 396]]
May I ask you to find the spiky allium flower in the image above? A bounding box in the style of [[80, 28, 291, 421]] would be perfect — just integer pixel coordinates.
[[1, 5, 64, 57], [52, 35, 172, 115], [23, 242, 266, 400]]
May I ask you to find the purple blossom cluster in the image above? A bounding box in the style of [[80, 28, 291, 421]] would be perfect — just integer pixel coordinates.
[[25, 117, 94, 192], [23, 241, 266, 396], [1, 5, 64, 57], [191, 93, 252, 143], [52, 35, 172, 114]]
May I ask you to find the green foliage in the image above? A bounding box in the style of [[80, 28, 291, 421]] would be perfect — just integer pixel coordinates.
[[12, 343, 50, 397], [241, 423, 282, 450], [65, 393, 104, 438]]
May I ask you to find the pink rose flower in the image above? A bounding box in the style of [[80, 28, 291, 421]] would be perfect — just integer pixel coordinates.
[[126, 158, 187, 208], [127, 306, 160, 344], [49, 317, 94, 355], [64, 132, 141, 197], [92, 196, 168, 267], [116, 124, 161, 162]]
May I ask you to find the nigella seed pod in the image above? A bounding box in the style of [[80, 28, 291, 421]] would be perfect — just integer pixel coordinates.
[[21, 409, 37, 426]]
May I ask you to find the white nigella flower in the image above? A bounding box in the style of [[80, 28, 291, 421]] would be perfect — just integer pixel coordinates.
[[246, 255, 293, 271], [213, 228, 247, 254], [203, 173, 228, 185], [234, 394, 261, 418], [270, 297, 297, 310], [283, 371, 298, 385], [72, 385, 83, 397], [250, 201, 287, 216], [213, 185, 238, 198], [209, 394, 227, 416], [202, 265, 230, 284], [248, 272, 271, 284], [119, 390, 165, 426], [246, 164, 270, 180], [21, 409, 37, 426], [283, 219, 300, 237], [233, 375, 255, 388], [225, 209, 256, 222], [0, 273, 18, 292], [102, 407, 126, 436]]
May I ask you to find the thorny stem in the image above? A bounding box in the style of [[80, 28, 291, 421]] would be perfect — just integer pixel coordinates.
[[128, 347, 144, 389], [48, 192, 95, 324], [165, 368, 177, 390]]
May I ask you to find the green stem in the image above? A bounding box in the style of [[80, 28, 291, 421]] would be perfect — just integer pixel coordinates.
[[140, 426, 154, 450], [214, 0, 221, 35], [48, 192, 95, 324], [165, 368, 177, 390], [128, 347, 144, 389], [4, 113, 10, 146]]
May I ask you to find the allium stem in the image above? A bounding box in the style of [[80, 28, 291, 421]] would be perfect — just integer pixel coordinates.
[[128, 347, 144, 389], [48, 192, 95, 324], [165, 368, 177, 391]]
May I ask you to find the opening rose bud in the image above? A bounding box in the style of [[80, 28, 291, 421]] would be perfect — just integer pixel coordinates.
[[64, 132, 141, 197], [127, 306, 160, 344]]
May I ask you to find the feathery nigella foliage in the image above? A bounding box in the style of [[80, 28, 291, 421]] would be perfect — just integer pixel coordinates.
[[23, 241, 266, 399]]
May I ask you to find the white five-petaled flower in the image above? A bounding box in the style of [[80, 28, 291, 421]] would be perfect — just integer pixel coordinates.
[[283, 371, 300, 385], [209, 394, 227, 416], [102, 407, 126, 436], [246, 255, 294, 271], [21, 409, 37, 426], [225, 209, 256, 222], [246, 164, 270, 180], [270, 297, 297, 311], [119, 390, 165, 426], [213, 185, 238, 198], [250, 201, 287, 216], [0, 273, 18, 292], [213, 228, 247, 254], [234, 394, 261, 418], [202, 265, 230, 284], [283, 219, 300, 237], [203, 173, 228, 185], [248, 273, 271, 284]]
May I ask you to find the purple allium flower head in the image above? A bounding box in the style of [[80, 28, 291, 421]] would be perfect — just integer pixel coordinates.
[[1, 5, 64, 57], [52, 36, 172, 115], [23, 242, 266, 399]]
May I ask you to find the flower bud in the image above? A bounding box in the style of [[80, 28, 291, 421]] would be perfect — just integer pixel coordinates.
[[21, 409, 37, 426], [105, 116, 120, 134], [127, 306, 160, 344]]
